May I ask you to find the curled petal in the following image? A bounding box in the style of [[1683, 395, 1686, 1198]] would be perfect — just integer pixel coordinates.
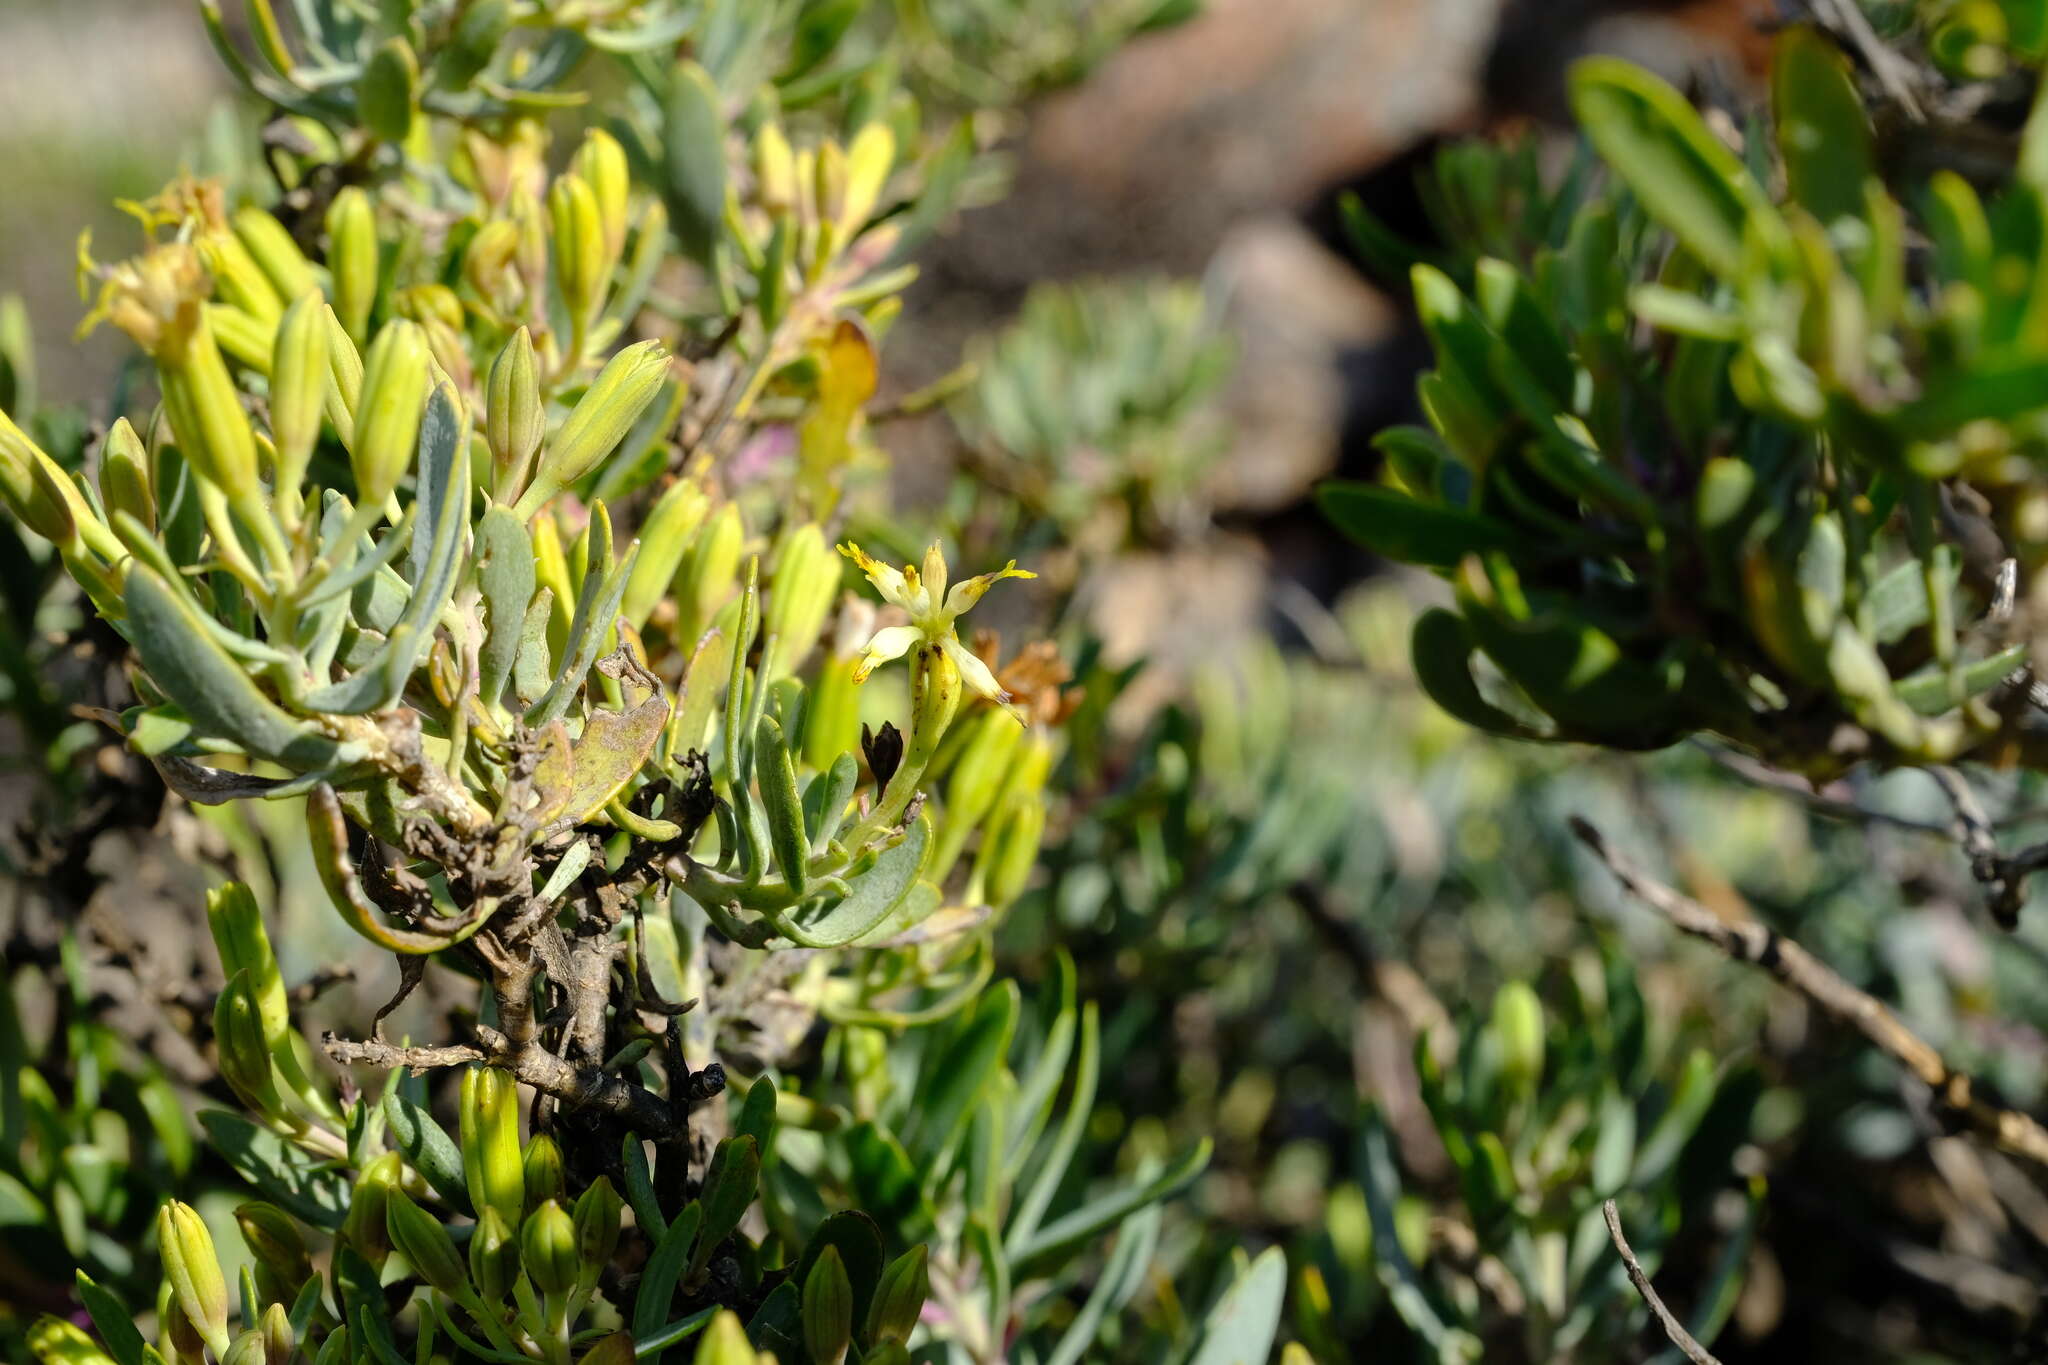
[[943, 561, 1036, 620], [921, 542, 948, 607], [838, 540, 912, 609], [945, 634, 1012, 707], [852, 624, 922, 682]]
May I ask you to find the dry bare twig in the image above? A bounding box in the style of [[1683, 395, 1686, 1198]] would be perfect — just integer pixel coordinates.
[[1602, 1199, 1725, 1365], [1571, 817, 2048, 1171]]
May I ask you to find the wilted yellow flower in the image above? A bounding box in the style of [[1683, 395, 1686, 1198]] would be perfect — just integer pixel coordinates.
[[837, 541, 1033, 703], [76, 239, 210, 352]]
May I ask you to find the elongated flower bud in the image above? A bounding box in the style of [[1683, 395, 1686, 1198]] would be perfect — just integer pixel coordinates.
[[325, 188, 377, 345], [97, 417, 153, 533], [259, 1303, 293, 1365], [233, 206, 321, 305], [674, 499, 742, 647], [0, 408, 77, 547], [236, 1200, 312, 1292], [512, 340, 669, 519], [342, 1152, 402, 1265], [386, 1190, 469, 1297], [486, 327, 543, 500], [469, 1206, 519, 1302], [29, 1315, 118, 1365], [572, 1175, 623, 1278], [460, 1066, 525, 1231], [754, 121, 796, 214], [520, 1199, 577, 1295], [214, 970, 283, 1116], [464, 217, 521, 300], [575, 129, 631, 260], [157, 303, 261, 506], [867, 1244, 929, 1347], [1490, 980, 1546, 1095], [269, 292, 329, 516], [221, 1330, 268, 1365], [621, 476, 708, 629], [763, 522, 836, 680], [522, 1132, 565, 1212], [351, 319, 430, 512], [207, 882, 289, 1049], [549, 173, 606, 329], [802, 1245, 853, 1365], [696, 1311, 755, 1365], [157, 1200, 231, 1357]]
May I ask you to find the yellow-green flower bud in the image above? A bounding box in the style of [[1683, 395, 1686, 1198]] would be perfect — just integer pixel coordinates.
[[386, 1190, 469, 1297], [233, 206, 322, 306], [549, 173, 607, 329], [620, 475, 709, 629], [342, 1152, 403, 1265], [214, 971, 282, 1116], [157, 306, 261, 507], [0, 408, 78, 547], [980, 797, 1044, 910], [199, 229, 284, 328], [236, 1201, 312, 1289], [574, 129, 631, 260], [269, 292, 329, 516], [802, 646, 862, 773], [802, 1245, 853, 1365], [360, 35, 420, 145], [464, 217, 521, 300], [486, 327, 543, 501], [206, 882, 289, 1050], [157, 1200, 231, 1357], [522, 1133, 565, 1213], [158, 1275, 206, 1365], [27, 1315, 116, 1365], [221, 1329, 266, 1365], [259, 1303, 293, 1365], [322, 304, 362, 447], [520, 1199, 578, 1296], [351, 319, 430, 513], [763, 523, 837, 680], [511, 340, 669, 520], [509, 187, 550, 301], [838, 122, 895, 241], [97, 417, 153, 533], [932, 707, 1024, 879], [469, 1206, 519, 1302], [673, 499, 742, 647], [1490, 979, 1546, 1095], [461, 1066, 525, 1231], [695, 1310, 756, 1365], [572, 1175, 623, 1278], [866, 1244, 929, 1347], [325, 188, 378, 345], [754, 121, 796, 214]]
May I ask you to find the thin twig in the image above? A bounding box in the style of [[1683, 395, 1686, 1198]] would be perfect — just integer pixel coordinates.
[[1602, 1200, 1725, 1365], [1572, 817, 2048, 1171], [1931, 767, 2031, 929], [1696, 744, 1956, 836]]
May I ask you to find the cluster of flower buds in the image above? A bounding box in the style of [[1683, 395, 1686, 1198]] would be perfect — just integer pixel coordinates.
[[52, 1063, 926, 1365]]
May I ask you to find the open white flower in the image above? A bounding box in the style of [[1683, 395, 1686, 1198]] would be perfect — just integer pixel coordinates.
[[838, 540, 1034, 703]]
